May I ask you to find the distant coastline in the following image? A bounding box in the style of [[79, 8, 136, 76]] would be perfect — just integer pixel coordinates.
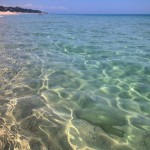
[[0, 6, 42, 13], [0, 6, 47, 15]]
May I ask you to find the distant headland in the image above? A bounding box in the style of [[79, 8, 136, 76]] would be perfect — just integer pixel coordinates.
[[0, 6, 47, 14]]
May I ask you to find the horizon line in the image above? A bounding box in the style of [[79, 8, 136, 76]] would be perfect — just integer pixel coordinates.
[[47, 13, 150, 15]]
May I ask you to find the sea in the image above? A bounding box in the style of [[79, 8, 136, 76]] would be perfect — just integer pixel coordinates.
[[0, 14, 150, 150]]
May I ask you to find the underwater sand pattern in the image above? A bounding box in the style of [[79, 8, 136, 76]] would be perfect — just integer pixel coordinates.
[[0, 15, 150, 150]]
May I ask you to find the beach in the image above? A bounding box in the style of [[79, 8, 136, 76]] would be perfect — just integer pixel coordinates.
[[0, 11, 39, 16], [0, 11, 18, 15]]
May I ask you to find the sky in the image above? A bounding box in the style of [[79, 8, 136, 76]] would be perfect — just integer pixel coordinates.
[[0, 0, 150, 14]]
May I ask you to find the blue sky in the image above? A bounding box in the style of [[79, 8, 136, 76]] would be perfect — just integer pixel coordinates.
[[1, 0, 150, 14]]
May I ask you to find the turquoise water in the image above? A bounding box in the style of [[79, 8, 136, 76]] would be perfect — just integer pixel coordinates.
[[0, 14, 150, 150]]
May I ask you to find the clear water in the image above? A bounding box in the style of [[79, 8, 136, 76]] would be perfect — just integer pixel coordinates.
[[0, 14, 150, 150]]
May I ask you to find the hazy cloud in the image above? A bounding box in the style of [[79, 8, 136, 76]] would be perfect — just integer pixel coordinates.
[[23, 4, 33, 8], [47, 6, 67, 11], [32, 5, 67, 11]]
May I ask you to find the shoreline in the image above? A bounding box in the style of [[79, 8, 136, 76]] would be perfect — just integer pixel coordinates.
[[0, 11, 18, 15], [0, 11, 41, 16]]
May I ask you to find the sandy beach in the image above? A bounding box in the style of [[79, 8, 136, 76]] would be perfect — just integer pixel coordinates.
[[0, 11, 18, 15]]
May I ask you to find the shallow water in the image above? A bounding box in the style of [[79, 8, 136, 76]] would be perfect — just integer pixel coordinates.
[[0, 14, 150, 150]]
